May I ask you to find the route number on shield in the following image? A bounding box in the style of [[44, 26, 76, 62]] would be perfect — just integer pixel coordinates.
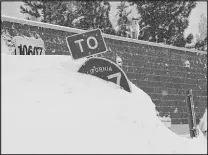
[[107, 72, 121, 85], [78, 57, 132, 93]]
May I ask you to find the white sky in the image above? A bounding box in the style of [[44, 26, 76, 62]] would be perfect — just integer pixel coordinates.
[[1, 1, 207, 39]]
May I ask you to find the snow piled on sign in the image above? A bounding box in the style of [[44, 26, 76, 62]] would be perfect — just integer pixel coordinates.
[[1, 34, 14, 55], [1, 44, 207, 154]]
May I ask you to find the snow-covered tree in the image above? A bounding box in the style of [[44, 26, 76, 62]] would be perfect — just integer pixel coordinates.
[[20, 0, 76, 26], [196, 13, 207, 42], [20, 0, 115, 35], [116, 2, 132, 37], [195, 14, 207, 51], [72, 1, 115, 35], [129, 1, 196, 47]]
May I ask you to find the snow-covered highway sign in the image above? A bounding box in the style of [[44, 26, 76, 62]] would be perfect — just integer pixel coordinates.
[[78, 57, 132, 93], [66, 29, 107, 59]]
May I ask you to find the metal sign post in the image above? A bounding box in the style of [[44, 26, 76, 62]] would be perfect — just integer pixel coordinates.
[[184, 60, 198, 138], [185, 89, 199, 138]]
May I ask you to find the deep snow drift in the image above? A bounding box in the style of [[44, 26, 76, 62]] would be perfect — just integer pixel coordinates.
[[1, 40, 207, 154]]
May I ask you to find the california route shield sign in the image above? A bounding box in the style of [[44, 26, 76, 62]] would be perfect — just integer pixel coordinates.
[[77, 57, 131, 93]]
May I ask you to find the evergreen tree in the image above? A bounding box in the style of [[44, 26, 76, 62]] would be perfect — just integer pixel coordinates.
[[20, 0, 40, 18], [195, 14, 207, 51], [21, 0, 52, 23], [20, 1, 83, 29], [116, 2, 132, 37], [20, 0, 115, 35], [196, 13, 207, 42], [60, 1, 79, 27], [72, 1, 116, 35], [129, 1, 196, 47], [20, 0, 78, 27], [195, 37, 207, 51]]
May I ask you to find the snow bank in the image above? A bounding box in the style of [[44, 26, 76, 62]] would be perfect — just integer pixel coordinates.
[[1, 35, 13, 55], [1, 44, 207, 154]]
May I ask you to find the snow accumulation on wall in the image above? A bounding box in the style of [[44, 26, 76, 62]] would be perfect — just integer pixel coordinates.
[[1, 16, 207, 125], [1, 40, 207, 154]]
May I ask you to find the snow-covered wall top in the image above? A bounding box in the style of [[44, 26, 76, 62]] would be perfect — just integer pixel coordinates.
[[1, 16, 207, 55], [1, 16, 207, 124]]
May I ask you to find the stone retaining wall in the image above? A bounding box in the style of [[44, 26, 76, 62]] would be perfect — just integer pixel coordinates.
[[1, 16, 207, 124]]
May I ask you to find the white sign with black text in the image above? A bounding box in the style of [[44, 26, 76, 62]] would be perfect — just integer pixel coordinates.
[[13, 36, 45, 55]]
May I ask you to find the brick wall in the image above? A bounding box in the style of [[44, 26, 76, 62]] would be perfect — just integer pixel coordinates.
[[1, 16, 207, 124]]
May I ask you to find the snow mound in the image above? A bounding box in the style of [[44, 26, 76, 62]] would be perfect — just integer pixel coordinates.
[[1, 44, 207, 154], [1, 35, 13, 55]]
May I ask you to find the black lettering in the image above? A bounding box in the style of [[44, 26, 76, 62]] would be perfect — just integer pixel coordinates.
[[39, 47, 43, 55], [23, 45, 27, 55], [33, 47, 37, 55], [36, 47, 41, 55], [36, 47, 39, 55], [28, 45, 33, 55], [18, 44, 23, 55]]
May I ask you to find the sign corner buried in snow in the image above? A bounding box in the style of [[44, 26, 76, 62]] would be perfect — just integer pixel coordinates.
[[66, 29, 131, 93]]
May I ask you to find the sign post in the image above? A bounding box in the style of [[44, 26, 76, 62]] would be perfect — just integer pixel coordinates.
[[185, 89, 199, 138]]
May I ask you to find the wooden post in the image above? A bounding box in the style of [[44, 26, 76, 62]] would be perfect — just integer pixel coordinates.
[[185, 89, 198, 138]]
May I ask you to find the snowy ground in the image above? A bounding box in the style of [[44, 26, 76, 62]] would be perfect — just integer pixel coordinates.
[[1, 39, 207, 154]]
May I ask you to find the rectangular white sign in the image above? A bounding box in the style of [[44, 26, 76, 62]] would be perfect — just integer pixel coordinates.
[[13, 36, 45, 55]]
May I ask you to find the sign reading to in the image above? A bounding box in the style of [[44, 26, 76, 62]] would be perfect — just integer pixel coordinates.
[[66, 29, 107, 59], [14, 36, 45, 55], [78, 57, 131, 93]]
